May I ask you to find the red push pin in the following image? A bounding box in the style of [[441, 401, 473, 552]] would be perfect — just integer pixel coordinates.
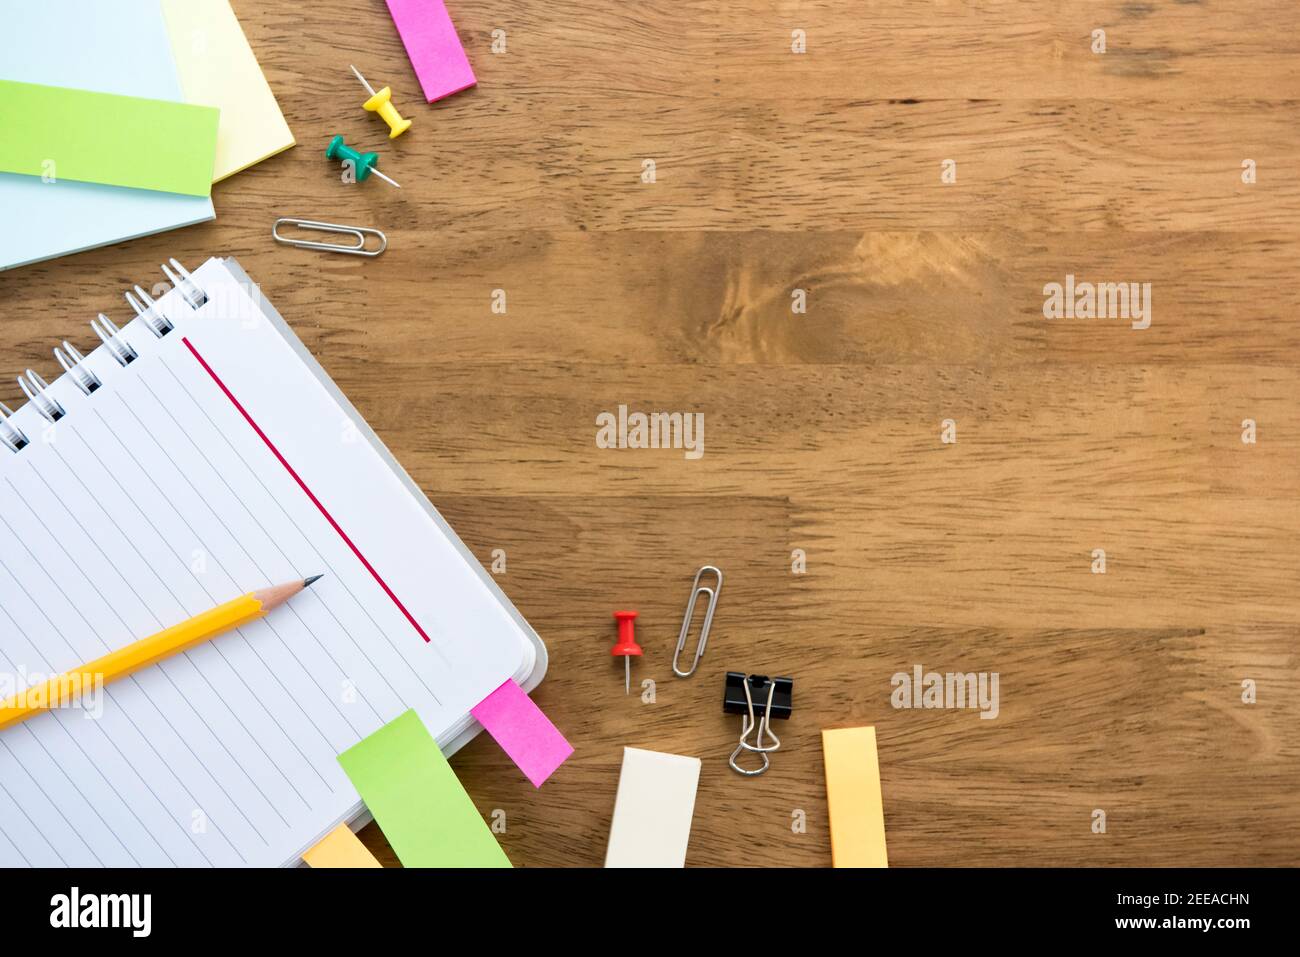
[[612, 611, 642, 695]]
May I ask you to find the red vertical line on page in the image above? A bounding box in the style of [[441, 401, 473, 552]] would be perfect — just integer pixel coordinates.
[[182, 336, 432, 643]]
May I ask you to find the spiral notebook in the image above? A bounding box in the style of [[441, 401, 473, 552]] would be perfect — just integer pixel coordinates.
[[0, 257, 546, 867]]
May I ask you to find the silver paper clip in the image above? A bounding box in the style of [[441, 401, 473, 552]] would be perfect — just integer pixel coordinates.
[[673, 565, 722, 678], [273, 218, 388, 257]]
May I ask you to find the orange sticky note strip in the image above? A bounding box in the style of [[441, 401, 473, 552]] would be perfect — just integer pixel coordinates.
[[822, 726, 889, 867], [302, 823, 382, 868]]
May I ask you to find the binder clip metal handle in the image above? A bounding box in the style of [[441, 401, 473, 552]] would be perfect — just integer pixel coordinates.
[[673, 565, 722, 678], [723, 672, 793, 776]]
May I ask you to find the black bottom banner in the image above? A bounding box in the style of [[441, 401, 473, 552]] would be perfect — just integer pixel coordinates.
[[0, 866, 1283, 943]]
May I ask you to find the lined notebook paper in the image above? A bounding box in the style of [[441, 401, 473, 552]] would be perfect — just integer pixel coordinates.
[[0, 257, 543, 866]]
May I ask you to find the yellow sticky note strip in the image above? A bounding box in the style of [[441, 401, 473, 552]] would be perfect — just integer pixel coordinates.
[[160, 0, 295, 182], [822, 726, 889, 868], [302, 824, 382, 869]]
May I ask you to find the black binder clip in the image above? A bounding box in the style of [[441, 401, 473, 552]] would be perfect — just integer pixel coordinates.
[[723, 672, 793, 776]]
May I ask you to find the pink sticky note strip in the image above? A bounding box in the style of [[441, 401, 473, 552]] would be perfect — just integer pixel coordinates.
[[384, 0, 477, 103], [471, 679, 574, 788]]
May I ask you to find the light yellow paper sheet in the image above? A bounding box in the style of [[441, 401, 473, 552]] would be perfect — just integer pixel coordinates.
[[302, 823, 383, 868], [161, 0, 294, 182], [822, 726, 889, 867]]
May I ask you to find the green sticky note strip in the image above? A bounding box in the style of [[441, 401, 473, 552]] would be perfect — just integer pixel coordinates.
[[0, 79, 219, 197], [337, 710, 511, 868]]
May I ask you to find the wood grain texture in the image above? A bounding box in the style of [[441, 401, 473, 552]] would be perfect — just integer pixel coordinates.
[[1, 0, 1297, 866]]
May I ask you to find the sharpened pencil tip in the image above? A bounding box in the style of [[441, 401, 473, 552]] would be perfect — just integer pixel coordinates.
[[304, 574, 324, 588]]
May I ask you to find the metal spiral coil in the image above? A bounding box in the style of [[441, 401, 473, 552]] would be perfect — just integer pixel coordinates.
[[3, 259, 205, 455]]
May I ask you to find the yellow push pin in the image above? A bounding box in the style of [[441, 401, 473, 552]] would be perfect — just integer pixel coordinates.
[[350, 65, 412, 139]]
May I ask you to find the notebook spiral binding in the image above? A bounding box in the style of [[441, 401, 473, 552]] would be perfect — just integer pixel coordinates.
[[0, 258, 207, 455]]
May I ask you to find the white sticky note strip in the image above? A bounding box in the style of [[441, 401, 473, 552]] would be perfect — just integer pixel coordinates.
[[604, 747, 701, 868]]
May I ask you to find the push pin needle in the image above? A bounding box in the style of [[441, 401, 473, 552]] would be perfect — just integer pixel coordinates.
[[350, 64, 376, 97], [366, 167, 402, 189], [612, 611, 642, 695]]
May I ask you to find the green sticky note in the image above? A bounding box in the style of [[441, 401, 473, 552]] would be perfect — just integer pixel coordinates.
[[0, 79, 219, 197], [337, 710, 511, 868]]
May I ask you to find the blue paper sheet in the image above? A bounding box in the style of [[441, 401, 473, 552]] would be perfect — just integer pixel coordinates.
[[0, 0, 215, 271]]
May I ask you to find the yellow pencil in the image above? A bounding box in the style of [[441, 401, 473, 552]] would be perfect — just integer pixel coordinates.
[[0, 575, 323, 731]]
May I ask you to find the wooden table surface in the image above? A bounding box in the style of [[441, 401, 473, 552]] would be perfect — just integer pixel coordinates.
[[2, 1, 1298, 867]]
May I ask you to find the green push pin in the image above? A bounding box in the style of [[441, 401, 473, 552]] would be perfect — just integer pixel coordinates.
[[325, 135, 402, 188]]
